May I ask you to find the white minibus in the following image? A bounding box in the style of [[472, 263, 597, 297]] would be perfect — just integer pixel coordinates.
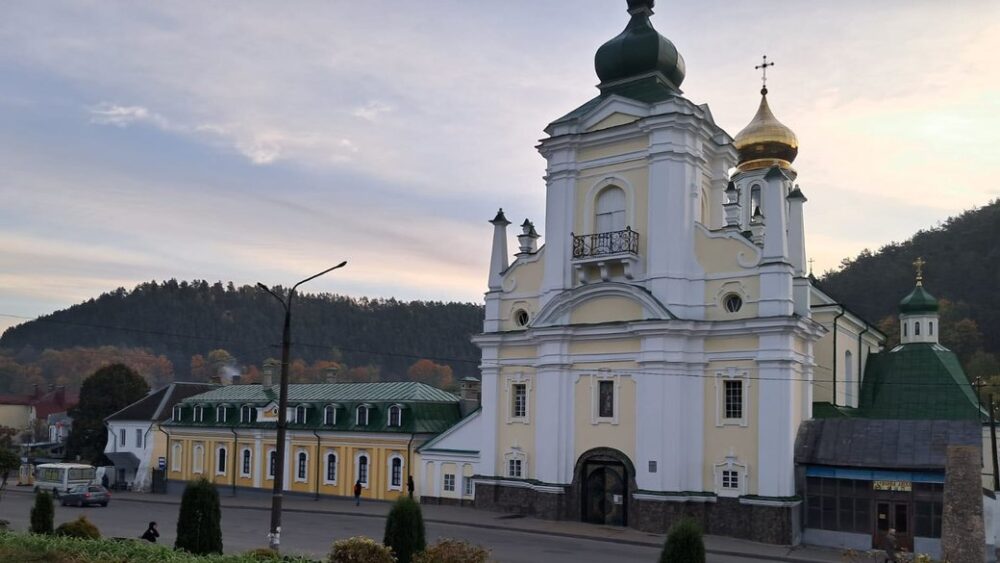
[[33, 463, 96, 497]]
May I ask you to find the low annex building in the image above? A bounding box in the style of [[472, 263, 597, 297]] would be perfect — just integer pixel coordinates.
[[163, 381, 463, 501]]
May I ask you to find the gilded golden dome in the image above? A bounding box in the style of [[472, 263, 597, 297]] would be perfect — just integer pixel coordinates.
[[733, 90, 798, 172]]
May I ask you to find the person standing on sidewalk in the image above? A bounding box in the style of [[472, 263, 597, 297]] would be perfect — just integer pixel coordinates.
[[353, 479, 362, 506], [407, 475, 414, 499], [883, 528, 898, 562]]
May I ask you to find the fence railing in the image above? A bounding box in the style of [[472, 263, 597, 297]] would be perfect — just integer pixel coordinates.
[[571, 227, 639, 259]]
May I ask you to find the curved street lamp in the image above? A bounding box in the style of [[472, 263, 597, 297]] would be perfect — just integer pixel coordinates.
[[257, 261, 347, 551]]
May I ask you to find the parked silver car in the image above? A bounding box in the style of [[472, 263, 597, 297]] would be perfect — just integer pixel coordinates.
[[59, 484, 111, 507]]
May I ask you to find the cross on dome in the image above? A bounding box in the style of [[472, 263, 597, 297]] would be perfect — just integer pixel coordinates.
[[913, 256, 926, 286], [755, 55, 775, 95]]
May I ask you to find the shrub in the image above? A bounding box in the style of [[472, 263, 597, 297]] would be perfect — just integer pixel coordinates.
[[30, 490, 54, 534], [413, 538, 490, 563], [175, 478, 223, 555], [330, 536, 395, 563], [243, 547, 281, 560], [55, 515, 101, 539], [660, 517, 705, 563], [382, 497, 425, 563]]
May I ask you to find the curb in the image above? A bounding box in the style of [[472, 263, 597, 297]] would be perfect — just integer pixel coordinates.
[[3, 488, 834, 562]]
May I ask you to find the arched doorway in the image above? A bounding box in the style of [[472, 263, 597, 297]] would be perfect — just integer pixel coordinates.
[[576, 448, 634, 527]]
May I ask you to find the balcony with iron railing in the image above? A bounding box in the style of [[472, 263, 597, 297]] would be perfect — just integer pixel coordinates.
[[571, 227, 641, 282]]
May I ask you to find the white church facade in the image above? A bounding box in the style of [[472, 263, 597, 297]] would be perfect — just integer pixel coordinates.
[[418, 0, 883, 543]]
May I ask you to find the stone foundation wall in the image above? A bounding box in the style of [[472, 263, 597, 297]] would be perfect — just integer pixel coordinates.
[[473, 482, 569, 520], [420, 496, 475, 508]]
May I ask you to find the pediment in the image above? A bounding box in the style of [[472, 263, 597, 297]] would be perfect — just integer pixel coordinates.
[[533, 283, 673, 328], [581, 96, 650, 132]]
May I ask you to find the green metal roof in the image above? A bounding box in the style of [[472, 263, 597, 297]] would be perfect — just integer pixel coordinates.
[[594, 2, 684, 93], [817, 343, 985, 421], [899, 284, 939, 314], [177, 381, 459, 404]]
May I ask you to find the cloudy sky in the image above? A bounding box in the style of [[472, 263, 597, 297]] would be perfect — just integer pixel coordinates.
[[2, 0, 998, 333]]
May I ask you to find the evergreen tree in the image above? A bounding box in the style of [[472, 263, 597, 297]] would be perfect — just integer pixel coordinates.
[[660, 518, 705, 563], [65, 363, 150, 463], [175, 478, 223, 555], [30, 490, 54, 534], [383, 496, 426, 563]]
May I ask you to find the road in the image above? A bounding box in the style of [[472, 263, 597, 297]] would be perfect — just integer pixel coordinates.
[[0, 491, 766, 562]]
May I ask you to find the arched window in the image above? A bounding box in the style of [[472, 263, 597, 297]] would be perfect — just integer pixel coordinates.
[[241, 449, 252, 477], [171, 442, 182, 472], [929, 321, 934, 336], [296, 451, 308, 481], [192, 444, 204, 474], [193, 405, 204, 423], [749, 185, 762, 219], [324, 405, 337, 426], [294, 405, 307, 424], [356, 405, 369, 426], [216, 405, 227, 423], [267, 450, 277, 479], [325, 452, 337, 483], [903, 322, 908, 337], [388, 405, 402, 427], [172, 406, 183, 422], [357, 454, 369, 485], [595, 186, 626, 233], [915, 322, 921, 336], [216, 446, 227, 475], [844, 350, 854, 405], [390, 456, 403, 489]]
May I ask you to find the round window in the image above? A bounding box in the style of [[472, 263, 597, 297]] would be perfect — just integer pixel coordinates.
[[723, 294, 743, 313], [514, 309, 530, 327]]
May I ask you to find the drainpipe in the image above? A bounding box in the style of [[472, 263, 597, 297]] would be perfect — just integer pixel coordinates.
[[406, 432, 415, 498], [159, 426, 171, 493], [230, 426, 238, 497], [831, 308, 846, 406], [312, 430, 321, 501], [856, 322, 871, 408]]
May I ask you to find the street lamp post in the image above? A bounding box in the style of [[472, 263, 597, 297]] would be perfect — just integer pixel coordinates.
[[257, 261, 347, 551]]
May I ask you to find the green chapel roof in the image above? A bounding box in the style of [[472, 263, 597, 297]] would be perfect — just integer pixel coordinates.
[[178, 381, 459, 404], [899, 284, 939, 314]]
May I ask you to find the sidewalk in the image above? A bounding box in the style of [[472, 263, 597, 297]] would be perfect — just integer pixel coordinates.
[[30, 488, 841, 563]]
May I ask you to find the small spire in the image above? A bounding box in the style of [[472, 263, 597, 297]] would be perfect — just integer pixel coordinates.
[[626, 0, 654, 16], [913, 256, 926, 287], [490, 208, 510, 226], [755, 54, 775, 96], [808, 258, 815, 277]]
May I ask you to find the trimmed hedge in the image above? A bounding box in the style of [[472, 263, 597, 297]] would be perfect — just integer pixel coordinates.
[[30, 490, 54, 534], [660, 518, 706, 563], [176, 478, 224, 555], [413, 539, 489, 563], [55, 515, 101, 539], [0, 531, 317, 562], [329, 536, 395, 563], [382, 497, 424, 563]]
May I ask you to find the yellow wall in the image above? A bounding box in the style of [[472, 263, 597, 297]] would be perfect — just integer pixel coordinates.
[[586, 112, 639, 132], [573, 375, 636, 463], [569, 296, 644, 324], [577, 136, 648, 162], [812, 310, 865, 407], [569, 338, 640, 356], [574, 166, 650, 256], [496, 367, 535, 477], [701, 360, 759, 494]]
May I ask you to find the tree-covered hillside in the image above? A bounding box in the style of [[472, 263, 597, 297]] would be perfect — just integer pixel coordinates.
[[820, 199, 1000, 377], [0, 280, 484, 386]]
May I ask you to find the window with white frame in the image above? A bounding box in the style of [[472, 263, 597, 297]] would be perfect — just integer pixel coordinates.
[[463, 476, 474, 496], [135, 428, 143, 448], [356, 405, 370, 426], [504, 450, 526, 479], [294, 405, 307, 424], [713, 455, 747, 497], [194, 405, 204, 423], [388, 405, 402, 427], [512, 384, 526, 418], [443, 473, 456, 492], [595, 185, 626, 233], [715, 368, 749, 426], [216, 446, 227, 475], [296, 451, 308, 482], [325, 452, 337, 484], [357, 454, 369, 485], [192, 444, 204, 474], [505, 374, 531, 424], [171, 442, 182, 472], [241, 448, 252, 477], [217, 405, 227, 423], [390, 457, 403, 489], [119, 428, 126, 447], [172, 405, 182, 421], [591, 374, 620, 424], [324, 405, 337, 426], [241, 405, 254, 423], [267, 449, 277, 480]]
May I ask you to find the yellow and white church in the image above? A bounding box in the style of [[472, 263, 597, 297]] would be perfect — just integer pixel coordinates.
[[417, 0, 883, 544]]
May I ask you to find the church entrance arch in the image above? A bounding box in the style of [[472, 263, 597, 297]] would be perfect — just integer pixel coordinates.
[[575, 448, 635, 527]]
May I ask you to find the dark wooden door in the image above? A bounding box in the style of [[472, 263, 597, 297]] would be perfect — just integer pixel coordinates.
[[582, 462, 627, 526], [874, 501, 913, 553]]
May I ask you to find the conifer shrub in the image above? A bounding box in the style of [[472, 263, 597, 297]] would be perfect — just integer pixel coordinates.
[[382, 496, 425, 563], [329, 536, 395, 563], [55, 515, 101, 539], [413, 538, 490, 563], [175, 478, 223, 555], [30, 490, 54, 534], [660, 517, 705, 563]]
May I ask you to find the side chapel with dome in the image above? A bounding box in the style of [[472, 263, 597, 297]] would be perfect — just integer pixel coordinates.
[[417, 1, 989, 554]]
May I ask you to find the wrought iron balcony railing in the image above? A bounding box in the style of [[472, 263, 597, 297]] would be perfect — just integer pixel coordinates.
[[572, 227, 639, 259]]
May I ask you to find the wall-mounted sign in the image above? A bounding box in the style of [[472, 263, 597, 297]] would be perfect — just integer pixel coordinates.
[[872, 480, 911, 492]]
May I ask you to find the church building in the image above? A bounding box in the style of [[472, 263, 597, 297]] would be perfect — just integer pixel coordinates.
[[419, 0, 881, 544]]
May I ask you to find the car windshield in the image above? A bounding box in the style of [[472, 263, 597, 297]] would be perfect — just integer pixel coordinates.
[[89, 486, 104, 492], [70, 485, 87, 493]]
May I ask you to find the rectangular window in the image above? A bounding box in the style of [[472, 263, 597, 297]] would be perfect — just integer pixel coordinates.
[[508, 459, 522, 478], [512, 384, 526, 418], [358, 456, 369, 484], [724, 380, 743, 420], [217, 448, 227, 474], [297, 452, 307, 480], [135, 429, 143, 448], [598, 380, 614, 418], [267, 451, 277, 479], [391, 459, 402, 487], [119, 429, 126, 447], [326, 454, 337, 482], [721, 470, 739, 490], [242, 450, 251, 476], [463, 476, 474, 496], [443, 473, 456, 492]]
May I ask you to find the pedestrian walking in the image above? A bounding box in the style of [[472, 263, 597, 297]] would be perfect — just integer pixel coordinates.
[[883, 528, 898, 562], [101, 473, 109, 489], [140, 521, 159, 543], [354, 479, 362, 506], [407, 475, 414, 499]]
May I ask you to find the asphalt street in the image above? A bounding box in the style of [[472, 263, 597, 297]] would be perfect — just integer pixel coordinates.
[[0, 491, 767, 562]]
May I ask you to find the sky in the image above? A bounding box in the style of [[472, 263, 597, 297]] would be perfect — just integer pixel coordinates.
[[2, 0, 999, 334]]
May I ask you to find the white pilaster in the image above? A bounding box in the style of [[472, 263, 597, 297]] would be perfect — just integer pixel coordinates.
[[540, 146, 577, 307]]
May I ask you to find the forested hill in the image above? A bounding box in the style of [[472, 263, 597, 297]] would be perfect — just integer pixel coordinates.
[[0, 280, 485, 381], [819, 200, 1000, 363]]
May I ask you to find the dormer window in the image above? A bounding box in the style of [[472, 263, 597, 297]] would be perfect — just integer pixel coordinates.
[[240, 405, 254, 423], [193, 405, 204, 423], [294, 405, 307, 425], [324, 405, 337, 426], [388, 405, 402, 427], [172, 405, 182, 422], [356, 405, 370, 426], [216, 405, 227, 423]]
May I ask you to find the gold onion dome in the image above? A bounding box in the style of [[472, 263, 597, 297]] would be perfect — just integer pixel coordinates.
[[733, 88, 798, 172]]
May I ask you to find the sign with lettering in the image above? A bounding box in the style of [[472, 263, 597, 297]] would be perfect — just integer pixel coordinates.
[[158, 457, 166, 470], [872, 480, 911, 492]]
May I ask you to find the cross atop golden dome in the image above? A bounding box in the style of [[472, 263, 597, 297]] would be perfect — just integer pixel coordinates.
[[733, 56, 799, 173]]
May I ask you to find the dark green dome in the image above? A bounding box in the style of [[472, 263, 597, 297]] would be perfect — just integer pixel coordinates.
[[595, 0, 685, 92], [899, 285, 938, 314]]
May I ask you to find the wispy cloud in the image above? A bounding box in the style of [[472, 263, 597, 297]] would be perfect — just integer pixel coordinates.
[[352, 101, 393, 121], [89, 103, 169, 128]]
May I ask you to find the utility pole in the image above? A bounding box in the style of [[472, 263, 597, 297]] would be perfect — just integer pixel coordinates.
[[258, 261, 347, 551]]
